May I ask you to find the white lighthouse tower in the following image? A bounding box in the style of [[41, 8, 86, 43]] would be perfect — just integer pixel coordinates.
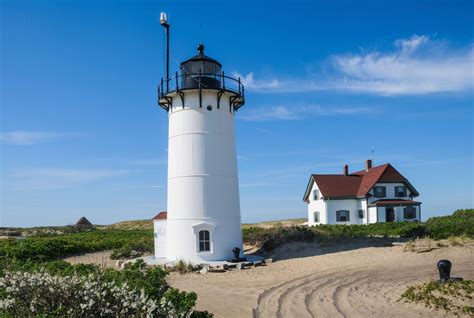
[[155, 20, 245, 263]]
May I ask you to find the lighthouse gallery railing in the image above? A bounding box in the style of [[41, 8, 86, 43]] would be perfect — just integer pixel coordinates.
[[157, 72, 245, 112]]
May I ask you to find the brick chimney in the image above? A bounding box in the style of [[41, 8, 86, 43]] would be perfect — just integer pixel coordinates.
[[343, 164, 349, 176], [366, 159, 372, 171]]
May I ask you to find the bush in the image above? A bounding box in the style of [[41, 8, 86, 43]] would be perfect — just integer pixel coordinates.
[[167, 260, 201, 274], [399, 280, 474, 315], [243, 222, 425, 251], [0, 270, 163, 317], [0, 259, 212, 317], [425, 210, 474, 240], [0, 229, 153, 262], [313, 222, 425, 239], [243, 226, 315, 251], [110, 239, 153, 260], [452, 209, 474, 218], [243, 209, 474, 251]]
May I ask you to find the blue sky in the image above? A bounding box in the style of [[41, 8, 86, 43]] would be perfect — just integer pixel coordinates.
[[1, 0, 473, 227]]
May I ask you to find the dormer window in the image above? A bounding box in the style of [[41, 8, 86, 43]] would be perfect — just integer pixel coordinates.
[[395, 186, 407, 197], [374, 186, 386, 198], [313, 189, 319, 200]]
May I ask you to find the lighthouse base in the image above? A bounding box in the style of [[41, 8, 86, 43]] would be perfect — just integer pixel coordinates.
[[140, 254, 264, 267], [164, 217, 243, 263]]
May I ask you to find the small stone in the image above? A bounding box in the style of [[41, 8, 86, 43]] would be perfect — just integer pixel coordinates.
[[200, 265, 209, 274], [209, 266, 225, 273]]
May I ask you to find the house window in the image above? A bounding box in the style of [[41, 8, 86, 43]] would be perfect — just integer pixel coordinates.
[[313, 189, 319, 200], [374, 186, 386, 198], [395, 186, 407, 197], [336, 210, 350, 222], [198, 230, 210, 252], [404, 207, 417, 219], [358, 209, 365, 219], [313, 211, 320, 223]]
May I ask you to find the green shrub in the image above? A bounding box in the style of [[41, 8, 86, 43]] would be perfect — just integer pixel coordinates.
[[110, 239, 153, 260], [0, 229, 153, 262], [243, 226, 315, 251], [313, 222, 425, 239], [452, 209, 474, 218], [168, 260, 201, 274], [399, 280, 474, 315], [425, 212, 474, 240], [243, 222, 425, 251], [0, 259, 212, 317]]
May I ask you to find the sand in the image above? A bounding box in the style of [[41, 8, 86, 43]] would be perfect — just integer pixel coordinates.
[[168, 241, 474, 318], [64, 250, 118, 268]]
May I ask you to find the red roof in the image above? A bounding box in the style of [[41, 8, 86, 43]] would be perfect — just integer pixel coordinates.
[[152, 211, 167, 220], [369, 200, 421, 207], [310, 175, 361, 198], [304, 163, 419, 200]]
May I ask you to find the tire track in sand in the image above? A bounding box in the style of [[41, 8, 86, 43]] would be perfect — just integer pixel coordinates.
[[253, 261, 474, 318]]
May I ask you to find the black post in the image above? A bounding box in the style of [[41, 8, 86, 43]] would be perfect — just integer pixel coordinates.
[[175, 71, 178, 89], [437, 259, 452, 282], [222, 71, 225, 90], [160, 13, 170, 93], [165, 24, 170, 92]]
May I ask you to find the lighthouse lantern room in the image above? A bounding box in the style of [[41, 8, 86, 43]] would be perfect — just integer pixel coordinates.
[[155, 17, 245, 263]]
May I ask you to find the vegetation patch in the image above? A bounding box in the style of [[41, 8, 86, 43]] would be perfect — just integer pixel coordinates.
[[399, 280, 474, 316], [0, 259, 212, 317], [243, 222, 425, 251], [0, 229, 152, 262], [166, 260, 202, 274], [243, 209, 473, 252], [110, 239, 154, 260], [425, 209, 474, 240]]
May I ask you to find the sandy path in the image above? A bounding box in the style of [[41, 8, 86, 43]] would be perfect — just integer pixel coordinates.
[[64, 250, 118, 268], [168, 242, 474, 317]]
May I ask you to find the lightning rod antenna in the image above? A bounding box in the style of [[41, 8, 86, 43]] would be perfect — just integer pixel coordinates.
[[160, 12, 170, 92]]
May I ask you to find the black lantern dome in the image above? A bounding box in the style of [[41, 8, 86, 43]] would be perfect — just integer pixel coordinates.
[[158, 43, 244, 112], [180, 44, 222, 89]]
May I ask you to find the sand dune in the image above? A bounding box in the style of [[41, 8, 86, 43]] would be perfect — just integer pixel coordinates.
[[168, 242, 474, 318]]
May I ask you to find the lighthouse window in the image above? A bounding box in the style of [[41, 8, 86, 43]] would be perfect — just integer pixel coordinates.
[[198, 230, 210, 252]]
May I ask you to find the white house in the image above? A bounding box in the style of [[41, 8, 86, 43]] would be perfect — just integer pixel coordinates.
[[303, 160, 421, 225]]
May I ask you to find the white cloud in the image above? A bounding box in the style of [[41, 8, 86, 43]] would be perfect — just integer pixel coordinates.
[[236, 35, 474, 95], [331, 35, 473, 95], [235, 72, 323, 93], [238, 104, 374, 121], [0, 131, 78, 145], [10, 168, 130, 190]]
